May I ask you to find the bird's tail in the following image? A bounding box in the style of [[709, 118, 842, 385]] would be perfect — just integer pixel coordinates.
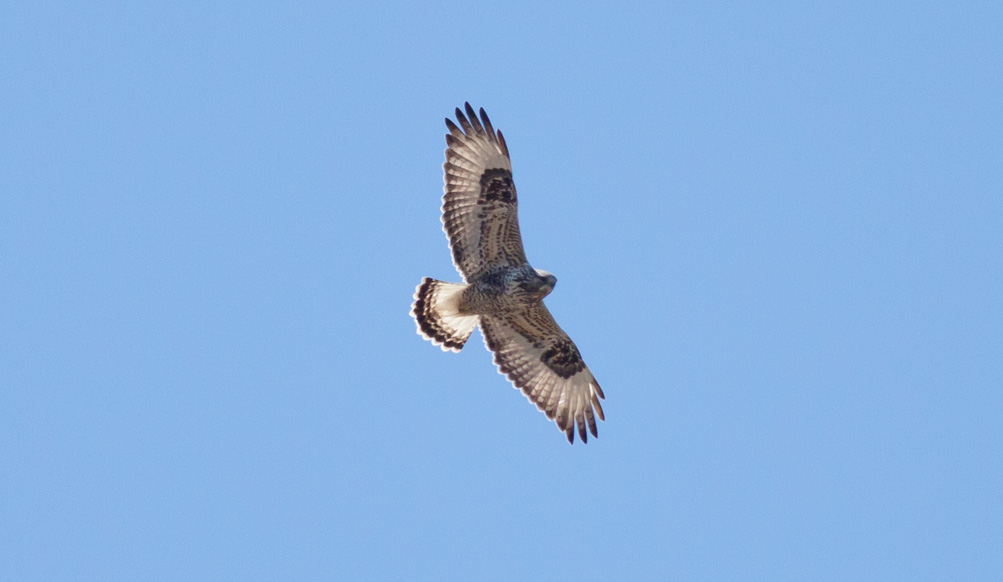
[[411, 278, 478, 352]]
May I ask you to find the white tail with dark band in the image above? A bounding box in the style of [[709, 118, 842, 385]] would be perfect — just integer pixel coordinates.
[[410, 278, 478, 352]]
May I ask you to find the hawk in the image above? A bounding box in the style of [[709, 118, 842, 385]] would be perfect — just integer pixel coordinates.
[[410, 103, 605, 444]]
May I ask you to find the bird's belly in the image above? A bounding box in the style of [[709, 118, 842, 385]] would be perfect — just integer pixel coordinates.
[[458, 281, 533, 315]]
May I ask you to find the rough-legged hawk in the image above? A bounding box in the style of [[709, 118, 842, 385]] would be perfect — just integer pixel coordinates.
[[410, 103, 605, 444]]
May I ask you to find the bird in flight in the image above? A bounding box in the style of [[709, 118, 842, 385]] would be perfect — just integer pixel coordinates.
[[410, 103, 605, 444]]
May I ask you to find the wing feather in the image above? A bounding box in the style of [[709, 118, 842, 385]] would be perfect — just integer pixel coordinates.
[[479, 303, 605, 444], [442, 103, 527, 281]]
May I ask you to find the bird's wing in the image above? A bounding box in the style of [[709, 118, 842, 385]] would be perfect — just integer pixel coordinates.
[[441, 103, 528, 281], [479, 303, 605, 444]]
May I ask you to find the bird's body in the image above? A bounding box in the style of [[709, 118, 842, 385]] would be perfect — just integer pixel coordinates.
[[460, 266, 555, 314], [411, 103, 605, 444]]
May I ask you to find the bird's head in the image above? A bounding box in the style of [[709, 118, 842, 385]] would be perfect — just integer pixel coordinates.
[[534, 269, 557, 299]]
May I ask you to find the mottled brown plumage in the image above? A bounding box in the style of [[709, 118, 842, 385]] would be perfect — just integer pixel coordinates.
[[411, 103, 604, 444]]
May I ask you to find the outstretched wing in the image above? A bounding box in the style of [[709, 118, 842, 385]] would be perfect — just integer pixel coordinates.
[[479, 303, 605, 444], [442, 103, 528, 282]]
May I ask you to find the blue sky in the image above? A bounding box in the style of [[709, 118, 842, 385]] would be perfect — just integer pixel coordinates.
[[3, 1, 1001, 580]]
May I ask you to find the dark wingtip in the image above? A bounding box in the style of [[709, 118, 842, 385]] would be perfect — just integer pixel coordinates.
[[464, 103, 484, 133], [454, 107, 467, 129], [593, 396, 605, 422], [479, 108, 495, 138], [565, 425, 575, 444], [496, 130, 509, 156]]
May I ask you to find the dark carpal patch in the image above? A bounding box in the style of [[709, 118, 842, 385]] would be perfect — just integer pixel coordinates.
[[541, 339, 586, 378], [479, 168, 516, 203]]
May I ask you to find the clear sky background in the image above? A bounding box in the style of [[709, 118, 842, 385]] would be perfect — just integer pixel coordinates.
[[3, 1, 1001, 580]]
